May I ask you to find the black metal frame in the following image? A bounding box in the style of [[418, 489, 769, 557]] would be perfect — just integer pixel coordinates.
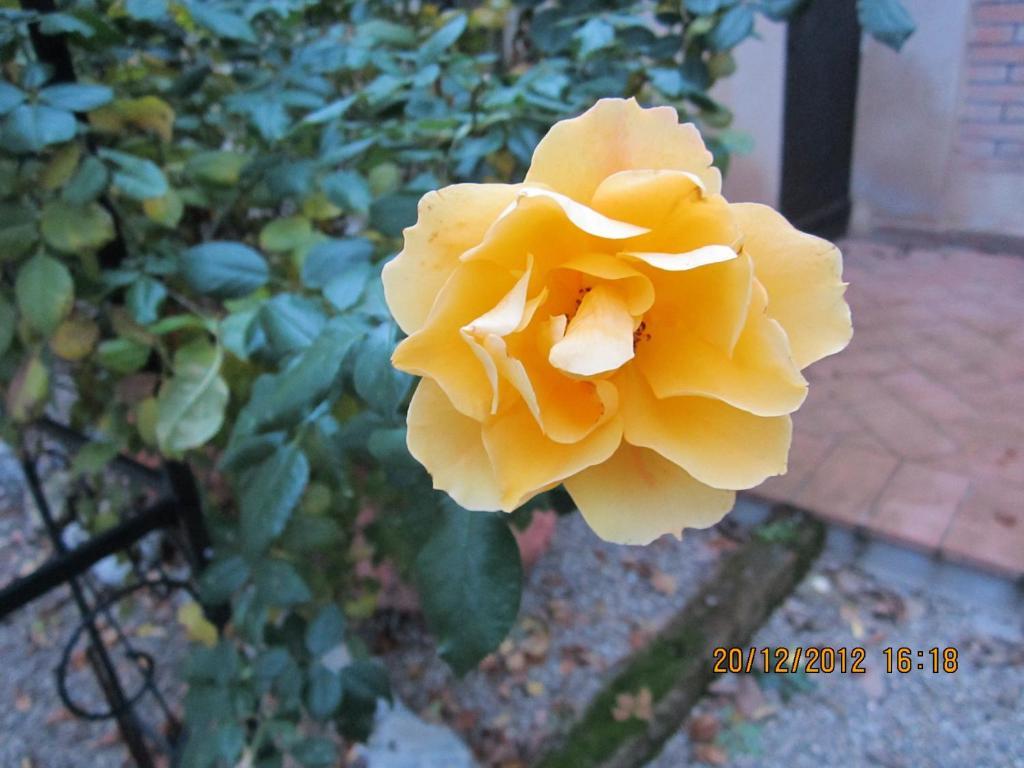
[[0, 420, 213, 768], [780, 0, 862, 239]]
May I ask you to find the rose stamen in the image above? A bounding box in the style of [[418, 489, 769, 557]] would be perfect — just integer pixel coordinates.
[[632, 319, 651, 348]]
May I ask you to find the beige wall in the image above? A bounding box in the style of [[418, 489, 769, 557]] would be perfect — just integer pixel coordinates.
[[715, 0, 1024, 239], [713, 17, 787, 207], [850, 0, 978, 234]]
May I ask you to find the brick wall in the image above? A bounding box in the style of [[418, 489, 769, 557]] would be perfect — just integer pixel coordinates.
[[959, 0, 1024, 171]]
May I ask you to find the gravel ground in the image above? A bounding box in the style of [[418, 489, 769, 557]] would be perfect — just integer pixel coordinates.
[[0, 443, 191, 768], [649, 527, 1024, 768], [372, 501, 767, 766]]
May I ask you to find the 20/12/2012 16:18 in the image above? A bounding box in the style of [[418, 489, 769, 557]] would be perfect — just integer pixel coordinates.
[[711, 647, 959, 674]]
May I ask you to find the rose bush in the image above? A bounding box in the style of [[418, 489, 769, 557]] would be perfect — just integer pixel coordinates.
[[385, 98, 853, 544]]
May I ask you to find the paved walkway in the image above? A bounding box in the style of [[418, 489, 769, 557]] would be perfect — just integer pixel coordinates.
[[757, 239, 1024, 576]]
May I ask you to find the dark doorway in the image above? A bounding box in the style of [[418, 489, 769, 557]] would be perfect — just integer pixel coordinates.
[[780, 0, 862, 239]]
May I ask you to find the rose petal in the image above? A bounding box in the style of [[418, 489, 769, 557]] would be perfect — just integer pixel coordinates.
[[638, 249, 753, 361], [383, 183, 521, 334], [636, 277, 808, 417], [497, 187, 649, 240], [483, 402, 622, 510], [407, 378, 503, 510], [564, 443, 735, 545], [463, 255, 534, 337], [555, 252, 654, 315], [732, 203, 853, 369], [619, 244, 738, 273], [525, 98, 720, 203], [497, 317, 617, 444], [549, 285, 635, 377], [616, 366, 792, 490], [591, 169, 740, 255], [392, 260, 517, 421]]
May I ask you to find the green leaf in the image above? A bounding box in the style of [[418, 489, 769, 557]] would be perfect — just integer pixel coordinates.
[[188, 3, 257, 42], [0, 295, 14, 357], [302, 95, 357, 125], [97, 148, 168, 200], [219, 431, 285, 473], [253, 559, 312, 606], [16, 253, 73, 335], [575, 17, 615, 57], [337, 661, 391, 742], [300, 238, 373, 289], [185, 641, 238, 685], [186, 150, 248, 185], [684, 0, 724, 13], [0, 202, 38, 259], [367, 427, 417, 470], [291, 737, 337, 768], [354, 322, 412, 416], [156, 341, 229, 453], [125, 0, 167, 21], [282, 520, 343, 560], [709, 5, 754, 51], [142, 189, 184, 227], [41, 200, 115, 253], [306, 664, 342, 720], [199, 555, 250, 604], [341, 660, 391, 704], [858, 0, 915, 50], [323, 262, 371, 312], [420, 14, 468, 62], [70, 441, 119, 477], [97, 338, 151, 374], [0, 81, 25, 115], [258, 294, 327, 360], [1, 105, 76, 153], [252, 648, 292, 692], [305, 604, 345, 657], [259, 216, 312, 252], [322, 170, 372, 214], [126, 277, 166, 325], [235, 317, 364, 435], [369, 192, 420, 237], [40, 142, 81, 190], [62, 156, 109, 205], [761, 0, 806, 20], [39, 83, 113, 112], [180, 241, 269, 299], [415, 501, 522, 674], [6, 353, 49, 423], [39, 12, 95, 37], [240, 444, 310, 554]]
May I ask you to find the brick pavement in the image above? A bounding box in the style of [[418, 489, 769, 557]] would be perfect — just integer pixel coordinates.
[[756, 239, 1024, 575]]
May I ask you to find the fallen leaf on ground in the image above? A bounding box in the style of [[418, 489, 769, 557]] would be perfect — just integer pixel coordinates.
[[693, 743, 729, 765], [612, 687, 653, 722], [650, 569, 678, 595], [513, 509, 558, 569], [688, 713, 720, 742]]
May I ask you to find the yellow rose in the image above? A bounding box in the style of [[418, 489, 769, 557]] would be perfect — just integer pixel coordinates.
[[382, 98, 852, 544]]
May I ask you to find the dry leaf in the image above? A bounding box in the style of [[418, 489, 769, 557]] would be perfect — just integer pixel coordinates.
[[612, 687, 653, 722], [688, 713, 720, 742], [650, 569, 678, 595], [693, 743, 729, 766], [840, 603, 865, 639], [177, 600, 217, 647]]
